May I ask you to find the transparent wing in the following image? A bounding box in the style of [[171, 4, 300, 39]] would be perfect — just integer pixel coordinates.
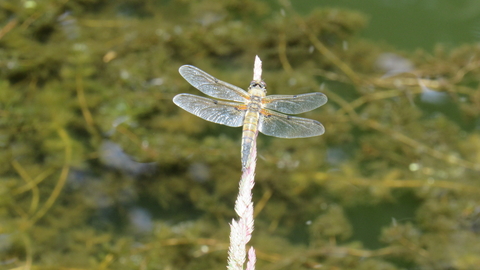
[[263, 92, 328, 114], [173, 94, 246, 127], [259, 109, 325, 138], [179, 65, 250, 103]]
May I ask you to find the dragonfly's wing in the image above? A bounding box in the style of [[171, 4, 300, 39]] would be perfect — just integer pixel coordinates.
[[258, 109, 325, 138], [173, 94, 246, 127], [263, 92, 328, 114], [179, 65, 250, 103]]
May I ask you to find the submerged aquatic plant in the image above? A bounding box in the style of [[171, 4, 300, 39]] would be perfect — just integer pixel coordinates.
[[6, 1, 480, 268]]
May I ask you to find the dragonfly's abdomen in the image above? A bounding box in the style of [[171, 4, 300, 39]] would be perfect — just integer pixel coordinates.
[[241, 105, 260, 168]]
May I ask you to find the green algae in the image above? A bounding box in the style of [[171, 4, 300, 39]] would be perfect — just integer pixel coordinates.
[[1, 0, 480, 269]]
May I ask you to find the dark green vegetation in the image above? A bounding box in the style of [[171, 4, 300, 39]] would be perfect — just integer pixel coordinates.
[[1, 0, 480, 269]]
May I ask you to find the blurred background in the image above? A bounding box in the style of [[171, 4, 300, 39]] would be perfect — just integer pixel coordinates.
[[1, 0, 480, 269]]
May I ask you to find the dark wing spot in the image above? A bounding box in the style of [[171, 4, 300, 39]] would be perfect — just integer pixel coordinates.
[[287, 115, 292, 120], [293, 95, 298, 98], [213, 100, 218, 104]]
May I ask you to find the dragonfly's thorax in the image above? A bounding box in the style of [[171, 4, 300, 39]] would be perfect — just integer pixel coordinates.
[[248, 99, 261, 112], [251, 95, 262, 103], [247, 86, 266, 112]]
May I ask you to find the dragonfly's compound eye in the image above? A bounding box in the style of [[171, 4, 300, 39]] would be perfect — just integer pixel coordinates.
[[259, 80, 267, 89]]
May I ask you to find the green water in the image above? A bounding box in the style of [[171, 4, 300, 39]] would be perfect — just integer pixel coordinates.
[[295, 0, 480, 50], [1, 0, 480, 269]]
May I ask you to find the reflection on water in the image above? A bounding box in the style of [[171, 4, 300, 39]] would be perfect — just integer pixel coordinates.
[[99, 140, 156, 177], [375, 53, 414, 77]]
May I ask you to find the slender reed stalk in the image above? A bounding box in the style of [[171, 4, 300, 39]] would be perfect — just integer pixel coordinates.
[[227, 139, 257, 270], [227, 56, 262, 270]]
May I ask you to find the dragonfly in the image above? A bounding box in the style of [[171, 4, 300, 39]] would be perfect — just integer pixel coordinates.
[[173, 64, 327, 168]]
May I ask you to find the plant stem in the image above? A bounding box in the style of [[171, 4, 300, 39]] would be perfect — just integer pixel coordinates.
[[227, 56, 262, 270]]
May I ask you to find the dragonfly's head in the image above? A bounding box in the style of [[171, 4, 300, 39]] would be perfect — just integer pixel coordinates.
[[248, 80, 267, 94]]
